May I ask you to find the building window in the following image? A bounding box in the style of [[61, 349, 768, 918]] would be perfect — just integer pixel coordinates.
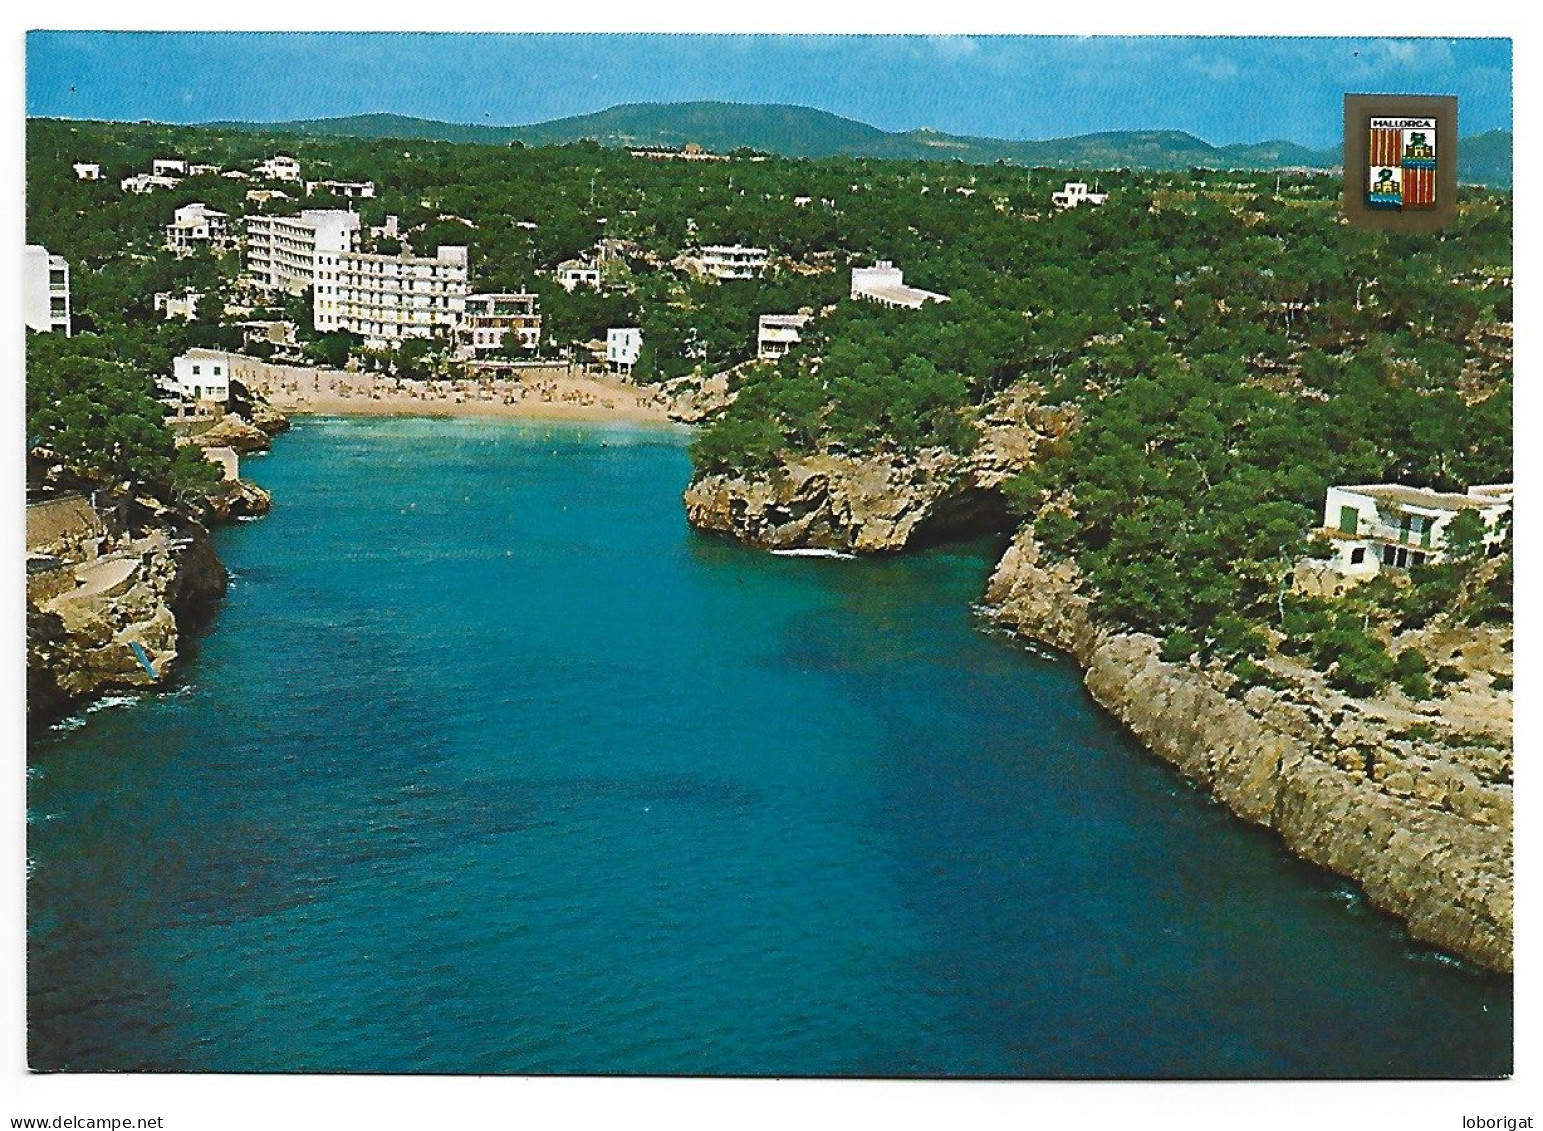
[[1350, 547, 1366, 565]]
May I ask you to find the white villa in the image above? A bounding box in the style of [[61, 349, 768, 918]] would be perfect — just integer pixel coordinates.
[[152, 158, 188, 178], [171, 349, 231, 404], [121, 173, 182, 194], [23, 244, 71, 337], [72, 162, 100, 181], [165, 202, 232, 255], [255, 155, 302, 182], [154, 289, 203, 321], [850, 261, 950, 309], [1320, 483, 1513, 575], [314, 245, 470, 348], [1052, 182, 1108, 210], [456, 293, 541, 355], [245, 210, 362, 294], [698, 244, 769, 280], [607, 327, 642, 373], [557, 259, 602, 292], [306, 179, 376, 199], [757, 312, 812, 360]]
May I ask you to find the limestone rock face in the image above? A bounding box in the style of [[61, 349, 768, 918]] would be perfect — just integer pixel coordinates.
[[201, 478, 273, 524], [26, 517, 228, 723], [983, 526, 1513, 972], [190, 414, 273, 455], [683, 387, 1072, 553], [247, 400, 291, 437]]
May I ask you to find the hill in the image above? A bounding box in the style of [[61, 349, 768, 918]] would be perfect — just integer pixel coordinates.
[[204, 101, 1510, 185]]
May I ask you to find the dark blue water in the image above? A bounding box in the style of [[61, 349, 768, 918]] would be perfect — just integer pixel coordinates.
[[27, 416, 1511, 1077]]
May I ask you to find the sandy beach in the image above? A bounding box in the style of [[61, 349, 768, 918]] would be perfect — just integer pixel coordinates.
[[235, 359, 676, 425]]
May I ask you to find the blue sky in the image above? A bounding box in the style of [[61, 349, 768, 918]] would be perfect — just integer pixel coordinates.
[[25, 33, 1512, 146]]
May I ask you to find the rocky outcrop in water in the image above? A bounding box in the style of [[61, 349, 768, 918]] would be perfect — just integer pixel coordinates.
[[982, 527, 1513, 972], [188, 413, 275, 455], [684, 388, 1073, 552]]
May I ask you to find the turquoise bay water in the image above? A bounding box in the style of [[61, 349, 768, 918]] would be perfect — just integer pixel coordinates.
[[28, 416, 1511, 1077]]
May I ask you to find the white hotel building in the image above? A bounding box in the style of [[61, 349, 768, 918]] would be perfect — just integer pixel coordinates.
[[23, 244, 71, 336], [314, 245, 470, 347], [245, 210, 362, 294], [698, 244, 770, 280], [456, 293, 541, 355]]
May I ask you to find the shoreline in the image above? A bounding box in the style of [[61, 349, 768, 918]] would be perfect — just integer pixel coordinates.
[[237, 359, 679, 426]]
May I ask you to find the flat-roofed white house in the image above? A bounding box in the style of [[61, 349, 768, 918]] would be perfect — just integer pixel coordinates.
[[242, 319, 299, 348], [73, 162, 100, 181], [154, 289, 203, 321], [306, 179, 376, 199], [23, 244, 71, 336], [556, 259, 602, 292], [606, 327, 642, 373], [255, 155, 302, 182], [152, 158, 188, 178], [245, 209, 362, 294], [164, 202, 232, 255], [172, 349, 231, 404], [850, 261, 950, 309], [121, 173, 182, 194], [1051, 182, 1108, 210], [698, 244, 770, 280], [757, 312, 812, 360], [1320, 483, 1513, 575], [456, 293, 542, 355], [188, 163, 224, 177], [313, 245, 470, 348]]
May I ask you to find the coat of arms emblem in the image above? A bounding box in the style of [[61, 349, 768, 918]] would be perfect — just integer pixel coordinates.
[[1343, 94, 1455, 230], [1367, 116, 1439, 210]]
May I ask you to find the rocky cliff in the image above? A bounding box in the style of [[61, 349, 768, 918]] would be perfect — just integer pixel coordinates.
[[684, 388, 1072, 552], [27, 506, 228, 723], [983, 528, 1513, 972]]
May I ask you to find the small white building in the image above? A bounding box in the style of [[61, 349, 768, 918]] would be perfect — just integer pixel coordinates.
[[606, 327, 642, 373], [757, 312, 812, 360], [1320, 483, 1513, 575], [306, 179, 376, 199], [457, 293, 542, 355], [698, 244, 770, 280], [72, 162, 100, 181], [1051, 181, 1108, 210], [188, 163, 224, 177], [246, 188, 290, 205], [172, 349, 231, 404], [556, 259, 602, 292], [23, 244, 71, 336], [152, 158, 188, 178], [850, 261, 950, 309], [154, 289, 203, 321], [164, 202, 231, 255], [255, 155, 302, 182], [120, 173, 182, 194]]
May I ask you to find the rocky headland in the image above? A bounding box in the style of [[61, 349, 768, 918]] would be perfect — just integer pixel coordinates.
[[684, 387, 1074, 552], [681, 392, 1512, 972], [26, 398, 288, 725]]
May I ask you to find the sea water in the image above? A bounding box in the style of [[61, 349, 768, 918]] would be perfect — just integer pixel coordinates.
[[27, 416, 1512, 1077]]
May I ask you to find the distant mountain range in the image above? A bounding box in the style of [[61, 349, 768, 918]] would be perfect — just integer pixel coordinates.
[[203, 101, 1512, 186]]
